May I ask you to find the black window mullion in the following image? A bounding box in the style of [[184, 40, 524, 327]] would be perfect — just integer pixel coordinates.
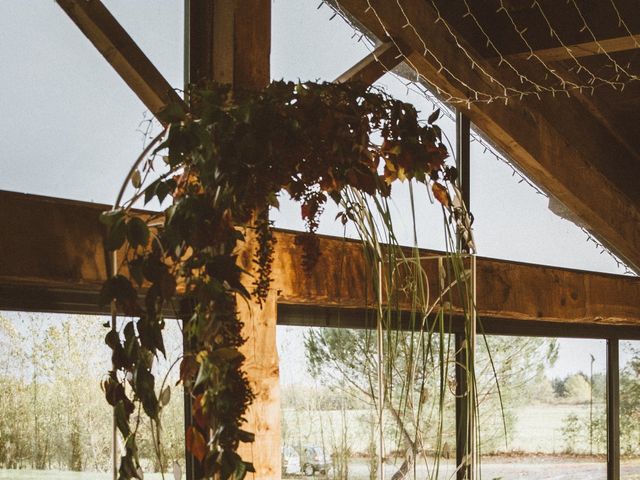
[[607, 338, 620, 480]]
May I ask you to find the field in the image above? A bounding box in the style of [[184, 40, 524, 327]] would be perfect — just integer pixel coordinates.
[[0, 403, 632, 480], [282, 403, 606, 456]]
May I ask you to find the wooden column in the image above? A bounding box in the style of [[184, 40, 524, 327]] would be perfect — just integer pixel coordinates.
[[187, 2, 279, 478]]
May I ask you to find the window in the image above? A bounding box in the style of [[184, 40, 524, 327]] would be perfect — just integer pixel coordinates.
[[478, 336, 607, 479], [0, 311, 185, 478]]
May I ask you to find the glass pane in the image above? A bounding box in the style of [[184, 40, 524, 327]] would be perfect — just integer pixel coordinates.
[[0, 1, 183, 204], [278, 324, 456, 480], [620, 340, 640, 478], [478, 336, 606, 479], [0, 311, 185, 478], [470, 126, 630, 275]]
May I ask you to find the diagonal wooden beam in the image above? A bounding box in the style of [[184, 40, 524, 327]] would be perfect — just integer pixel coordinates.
[[506, 35, 640, 62], [334, 41, 403, 84], [334, 0, 640, 273], [56, 0, 185, 123]]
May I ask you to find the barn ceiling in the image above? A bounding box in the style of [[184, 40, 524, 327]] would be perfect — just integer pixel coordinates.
[[331, 0, 640, 272]]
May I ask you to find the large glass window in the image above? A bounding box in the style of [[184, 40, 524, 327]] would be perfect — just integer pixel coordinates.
[[478, 335, 607, 479], [0, 1, 183, 204], [469, 125, 629, 275], [0, 311, 185, 479], [619, 340, 640, 478], [278, 324, 457, 479]]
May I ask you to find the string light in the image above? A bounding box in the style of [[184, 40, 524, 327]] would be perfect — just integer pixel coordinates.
[[608, 0, 640, 50], [567, 0, 639, 82], [325, 0, 635, 273], [329, 0, 638, 104], [530, 0, 627, 90]]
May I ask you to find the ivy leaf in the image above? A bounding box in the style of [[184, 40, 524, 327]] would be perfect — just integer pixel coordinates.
[[192, 394, 208, 429], [114, 400, 132, 438], [179, 355, 199, 385], [220, 450, 246, 480], [128, 257, 145, 287], [159, 385, 171, 407], [186, 426, 207, 462], [237, 429, 255, 443], [131, 169, 142, 189], [99, 275, 139, 315], [158, 101, 186, 124], [144, 179, 160, 205], [156, 180, 172, 204], [127, 217, 150, 249], [105, 216, 127, 251], [100, 209, 125, 227], [428, 108, 440, 125]]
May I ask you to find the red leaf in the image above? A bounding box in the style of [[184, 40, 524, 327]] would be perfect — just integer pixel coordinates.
[[179, 355, 198, 384], [186, 426, 207, 462], [192, 394, 208, 429]]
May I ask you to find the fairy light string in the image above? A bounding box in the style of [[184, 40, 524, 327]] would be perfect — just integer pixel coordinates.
[[323, 0, 635, 273]]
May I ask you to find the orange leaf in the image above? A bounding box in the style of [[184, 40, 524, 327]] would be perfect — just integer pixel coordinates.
[[179, 355, 198, 384], [192, 394, 208, 429], [186, 426, 207, 462], [432, 182, 450, 207]]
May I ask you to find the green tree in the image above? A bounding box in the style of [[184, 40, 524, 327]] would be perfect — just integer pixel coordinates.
[[305, 328, 558, 462]]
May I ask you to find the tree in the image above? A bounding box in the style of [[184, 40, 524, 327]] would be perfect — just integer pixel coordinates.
[[563, 374, 591, 404], [305, 327, 559, 468]]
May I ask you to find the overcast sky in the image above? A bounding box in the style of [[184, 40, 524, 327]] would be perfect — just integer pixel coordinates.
[[0, 1, 632, 382]]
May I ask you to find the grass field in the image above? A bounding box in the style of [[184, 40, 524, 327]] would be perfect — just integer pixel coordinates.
[[282, 402, 606, 456]]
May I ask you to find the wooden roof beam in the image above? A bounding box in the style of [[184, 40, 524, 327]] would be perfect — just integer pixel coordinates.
[[335, 0, 640, 273], [56, 0, 185, 123], [1, 191, 640, 328], [506, 34, 640, 62]]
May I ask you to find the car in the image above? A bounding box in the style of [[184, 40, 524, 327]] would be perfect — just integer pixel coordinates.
[[300, 446, 331, 476], [282, 445, 331, 476]]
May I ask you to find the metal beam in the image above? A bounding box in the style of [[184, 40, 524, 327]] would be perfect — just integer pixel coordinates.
[[56, 0, 185, 122], [607, 339, 621, 480], [334, 41, 403, 84]]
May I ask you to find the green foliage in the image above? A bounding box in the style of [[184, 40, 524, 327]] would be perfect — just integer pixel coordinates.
[[0, 314, 185, 473], [563, 374, 591, 404], [102, 80, 462, 479]]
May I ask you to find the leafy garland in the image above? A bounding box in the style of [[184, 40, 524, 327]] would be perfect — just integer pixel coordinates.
[[99, 81, 465, 479]]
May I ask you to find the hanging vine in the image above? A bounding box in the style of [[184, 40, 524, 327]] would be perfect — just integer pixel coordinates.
[[99, 80, 470, 479]]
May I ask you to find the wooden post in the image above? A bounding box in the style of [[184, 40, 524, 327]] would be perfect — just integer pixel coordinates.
[[187, 1, 279, 478]]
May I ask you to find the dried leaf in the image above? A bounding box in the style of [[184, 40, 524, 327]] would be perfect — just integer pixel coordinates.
[[159, 385, 171, 407], [432, 182, 450, 207], [186, 426, 207, 462], [131, 169, 142, 189], [173, 461, 182, 480], [428, 108, 440, 124]]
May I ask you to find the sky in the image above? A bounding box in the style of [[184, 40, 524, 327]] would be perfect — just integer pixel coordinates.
[[0, 1, 634, 383]]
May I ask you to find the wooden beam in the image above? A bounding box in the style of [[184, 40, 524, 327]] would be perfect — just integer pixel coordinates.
[[506, 35, 640, 62], [334, 41, 403, 84], [56, 0, 185, 122], [334, 0, 640, 273], [187, 1, 277, 477], [1, 192, 640, 328]]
